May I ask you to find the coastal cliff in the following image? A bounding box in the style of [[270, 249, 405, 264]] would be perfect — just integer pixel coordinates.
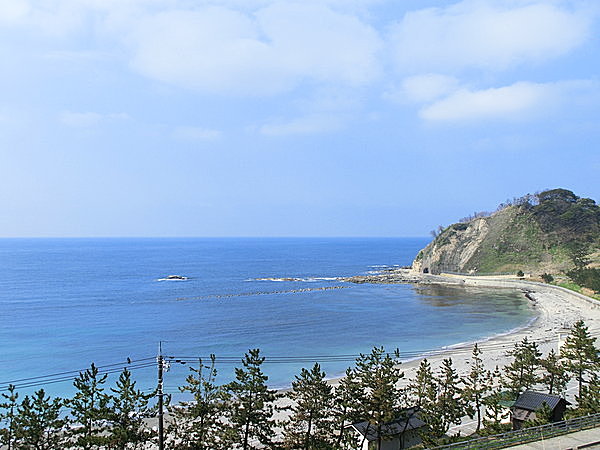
[[412, 189, 600, 276]]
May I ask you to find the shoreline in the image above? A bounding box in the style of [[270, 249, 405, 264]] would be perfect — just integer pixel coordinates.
[[275, 271, 600, 404]]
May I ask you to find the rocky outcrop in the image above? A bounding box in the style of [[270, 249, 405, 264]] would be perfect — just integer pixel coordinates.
[[411, 189, 600, 275]]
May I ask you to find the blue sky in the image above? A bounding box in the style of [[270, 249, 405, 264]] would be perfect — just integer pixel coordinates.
[[1, 0, 599, 237]]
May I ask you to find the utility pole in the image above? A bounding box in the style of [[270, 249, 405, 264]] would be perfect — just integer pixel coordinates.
[[157, 342, 165, 450]]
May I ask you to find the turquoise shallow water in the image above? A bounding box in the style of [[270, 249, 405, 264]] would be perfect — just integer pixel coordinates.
[[0, 238, 533, 397]]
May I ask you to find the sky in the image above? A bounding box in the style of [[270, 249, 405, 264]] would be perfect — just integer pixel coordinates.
[[1, 0, 599, 237]]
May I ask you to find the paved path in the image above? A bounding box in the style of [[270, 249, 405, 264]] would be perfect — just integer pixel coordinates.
[[510, 427, 600, 449]]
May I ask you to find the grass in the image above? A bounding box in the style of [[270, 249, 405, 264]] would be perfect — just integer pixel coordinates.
[[556, 282, 600, 301]]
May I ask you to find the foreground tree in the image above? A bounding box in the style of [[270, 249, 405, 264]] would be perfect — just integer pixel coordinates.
[[223, 349, 277, 449], [574, 373, 600, 416], [14, 389, 66, 449], [282, 363, 334, 449], [0, 385, 19, 450], [67, 363, 111, 449], [503, 338, 541, 397], [354, 347, 404, 450], [462, 344, 491, 432], [331, 368, 362, 449], [482, 367, 510, 433], [407, 359, 436, 411], [560, 320, 599, 398], [107, 368, 154, 449], [167, 355, 228, 450], [540, 349, 568, 395]]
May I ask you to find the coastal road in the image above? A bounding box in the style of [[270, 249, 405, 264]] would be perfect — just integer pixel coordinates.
[[509, 426, 600, 449]]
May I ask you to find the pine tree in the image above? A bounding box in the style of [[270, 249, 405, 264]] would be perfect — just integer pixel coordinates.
[[574, 372, 600, 416], [107, 368, 154, 449], [282, 363, 334, 449], [482, 367, 510, 434], [462, 344, 490, 432], [223, 349, 278, 449], [67, 363, 111, 449], [434, 358, 464, 439], [407, 359, 436, 410], [167, 355, 228, 450], [353, 347, 403, 450], [540, 349, 568, 395], [503, 337, 541, 397], [560, 320, 599, 399], [0, 384, 19, 450], [13, 389, 66, 449], [331, 368, 362, 450]]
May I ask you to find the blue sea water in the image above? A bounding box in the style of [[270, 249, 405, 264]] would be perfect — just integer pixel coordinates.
[[0, 238, 534, 398]]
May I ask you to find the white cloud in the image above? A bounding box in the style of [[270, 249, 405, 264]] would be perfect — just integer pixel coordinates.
[[259, 114, 343, 136], [128, 2, 381, 94], [385, 74, 460, 103], [59, 111, 129, 127], [390, 0, 593, 73], [173, 126, 222, 141], [0, 0, 30, 23], [419, 80, 594, 122]]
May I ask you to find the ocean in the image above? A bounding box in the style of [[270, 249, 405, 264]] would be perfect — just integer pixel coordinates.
[[0, 238, 534, 398]]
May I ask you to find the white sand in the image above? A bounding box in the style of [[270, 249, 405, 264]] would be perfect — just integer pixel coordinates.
[[274, 277, 600, 427]]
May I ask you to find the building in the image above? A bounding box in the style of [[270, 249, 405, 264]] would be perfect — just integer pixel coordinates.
[[347, 408, 426, 450], [511, 391, 570, 430]]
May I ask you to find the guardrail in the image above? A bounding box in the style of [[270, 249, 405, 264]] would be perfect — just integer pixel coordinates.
[[432, 413, 600, 449]]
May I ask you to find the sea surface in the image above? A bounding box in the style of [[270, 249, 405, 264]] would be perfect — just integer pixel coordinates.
[[0, 238, 534, 398]]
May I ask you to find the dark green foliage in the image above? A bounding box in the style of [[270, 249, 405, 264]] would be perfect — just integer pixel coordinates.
[[408, 359, 436, 410], [433, 359, 464, 440], [282, 363, 334, 449], [560, 320, 600, 398], [223, 349, 278, 450], [462, 344, 491, 432], [168, 355, 228, 450], [541, 273, 554, 283], [483, 367, 510, 429], [14, 389, 66, 449], [516, 270, 524, 278], [107, 368, 154, 449], [353, 347, 404, 450], [503, 338, 541, 397], [573, 373, 600, 416], [540, 349, 568, 395], [67, 363, 111, 449], [567, 268, 600, 293], [0, 384, 19, 450], [331, 368, 362, 449]]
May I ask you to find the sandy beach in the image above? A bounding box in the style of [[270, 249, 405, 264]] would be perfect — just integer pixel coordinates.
[[274, 274, 600, 432]]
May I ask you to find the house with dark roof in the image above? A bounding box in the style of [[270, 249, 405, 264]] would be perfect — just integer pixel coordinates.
[[347, 407, 427, 450], [511, 391, 570, 430]]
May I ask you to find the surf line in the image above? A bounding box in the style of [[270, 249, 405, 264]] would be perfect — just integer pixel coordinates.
[[176, 285, 351, 301]]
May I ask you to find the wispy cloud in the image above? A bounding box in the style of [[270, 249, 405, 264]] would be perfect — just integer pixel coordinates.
[[172, 126, 222, 141], [59, 111, 129, 127], [259, 114, 343, 136], [389, 0, 593, 73], [419, 80, 597, 122]]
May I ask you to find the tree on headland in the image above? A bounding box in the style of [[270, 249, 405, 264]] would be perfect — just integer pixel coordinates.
[[560, 320, 599, 399], [223, 349, 278, 450], [0, 384, 19, 450], [281, 363, 334, 449]]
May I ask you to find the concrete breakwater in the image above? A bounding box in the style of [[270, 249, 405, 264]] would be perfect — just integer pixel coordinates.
[[176, 285, 350, 301]]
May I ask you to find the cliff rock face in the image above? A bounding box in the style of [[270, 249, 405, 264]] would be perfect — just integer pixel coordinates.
[[412, 189, 600, 275]]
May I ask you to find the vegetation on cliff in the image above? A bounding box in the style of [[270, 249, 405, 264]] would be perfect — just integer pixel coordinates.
[[413, 189, 600, 291]]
